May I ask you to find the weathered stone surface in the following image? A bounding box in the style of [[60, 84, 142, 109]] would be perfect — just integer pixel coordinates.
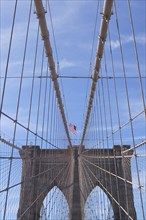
[[17, 145, 136, 220]]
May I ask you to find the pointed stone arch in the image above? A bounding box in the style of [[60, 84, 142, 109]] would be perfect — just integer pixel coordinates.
[[17, 146, 73, 220], [79, 145, 137, 220], [84, 186, 114, 219], [40, 186, 69, 220], [17, 145, 137, 220]]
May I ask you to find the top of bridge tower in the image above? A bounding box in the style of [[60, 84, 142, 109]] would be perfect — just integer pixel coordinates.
[[22, 145, 40, 151]]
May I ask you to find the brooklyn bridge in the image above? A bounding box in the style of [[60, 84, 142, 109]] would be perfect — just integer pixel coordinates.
[[0, 0, 146, 219]]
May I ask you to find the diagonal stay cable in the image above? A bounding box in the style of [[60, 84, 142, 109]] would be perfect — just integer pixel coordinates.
[[0, 161, 68, 193], [80, 0, 113, 150], [81, 155, 145, 190], [81, 158, 134, 220], [17, 160, 71, 219], [1, 112, 61, 149], [33, 0, 72, 148]]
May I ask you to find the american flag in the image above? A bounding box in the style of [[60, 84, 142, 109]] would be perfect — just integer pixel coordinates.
[[69, 123, 77, 135]]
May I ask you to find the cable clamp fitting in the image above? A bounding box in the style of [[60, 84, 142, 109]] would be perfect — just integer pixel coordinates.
[[98, 35, 106, 44], [91, 74, 99, 82], [36, 7, 46, 18], [36, 13, 44, 19], [97, 55, 102, 60], [50, 74, 58, 81], [41, 34, 49, 41], [101, 12, 113, 22]]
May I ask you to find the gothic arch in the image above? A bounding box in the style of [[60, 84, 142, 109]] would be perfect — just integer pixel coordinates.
[[32, 180, 70, 213], [84, 186, 114, 219], [17, 145, 137, 220], [40, 186, 69, 220], [79, 146, 137, 220], [17, 146, 72, 220]]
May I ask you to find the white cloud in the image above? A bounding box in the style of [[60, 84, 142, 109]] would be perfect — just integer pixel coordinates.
[[110, 40, 120, 49], [1, 20, 38, 57], [109, 34, 146, 50], [127, 34, 146, 44], [59, 58, 77, 70], [49, 1, 88, 34]]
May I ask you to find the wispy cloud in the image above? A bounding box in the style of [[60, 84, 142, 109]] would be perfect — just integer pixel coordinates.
[[110, 40, 120, 49], [59, 58, 77, 70], [49, 1, 89, 34], [109, 34, 146, 49], [1, 21, 37, 47]]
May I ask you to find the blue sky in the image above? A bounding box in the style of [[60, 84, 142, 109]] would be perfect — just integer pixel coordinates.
[[0, 0, 146, 219], [1, 0, 145, 145]]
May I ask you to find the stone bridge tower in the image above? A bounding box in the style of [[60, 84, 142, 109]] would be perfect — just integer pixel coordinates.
[[17, 145, 136, 220]]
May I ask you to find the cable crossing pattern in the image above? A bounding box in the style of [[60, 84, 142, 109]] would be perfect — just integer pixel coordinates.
[[0, 0, 145, 219]]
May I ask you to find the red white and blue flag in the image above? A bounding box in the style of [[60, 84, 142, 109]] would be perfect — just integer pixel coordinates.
[[69, 123, 77, 135]]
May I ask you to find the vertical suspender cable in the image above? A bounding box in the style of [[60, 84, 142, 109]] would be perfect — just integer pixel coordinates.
[[34, 0, 72, 148], [0, 0, 18, 114], [80, 0, 113, 149]]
